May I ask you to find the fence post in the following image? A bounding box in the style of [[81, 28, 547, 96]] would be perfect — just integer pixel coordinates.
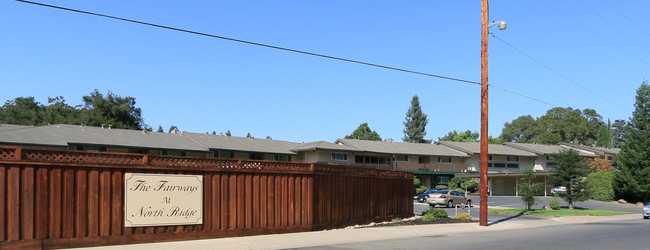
[[237, 160, 242, 169], [309, 163, 315, 172], [14, 147, 22, 161], [143, 155, 149, 166]]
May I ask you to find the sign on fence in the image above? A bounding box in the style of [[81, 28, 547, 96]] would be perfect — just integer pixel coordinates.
[[124, 173, 203, 227]]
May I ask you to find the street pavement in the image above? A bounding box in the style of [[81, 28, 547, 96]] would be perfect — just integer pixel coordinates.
[[71, 196, 645, 250]]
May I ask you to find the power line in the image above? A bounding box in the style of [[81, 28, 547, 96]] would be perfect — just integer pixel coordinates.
[[491, 33, 631, 112], [17, 0, 561, 108], [579, 0, 650, 54], [16, 0, 481, 86], [603, 0, 650, 38], [541, 0, 650, 67]]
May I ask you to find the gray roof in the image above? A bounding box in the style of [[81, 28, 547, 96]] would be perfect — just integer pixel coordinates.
[[291, 141, 362, 153], [0, 124, 209, 152], [0, 124, 33, 131], [557, 142, 620, 155], [336, 139, 469, 157], [184, 132, 299, 155], [436, 141, 537, 157], [504, 142, 596, 157]]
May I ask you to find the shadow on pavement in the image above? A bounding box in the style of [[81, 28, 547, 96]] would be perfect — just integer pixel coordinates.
[[488, 211, 526, 226]]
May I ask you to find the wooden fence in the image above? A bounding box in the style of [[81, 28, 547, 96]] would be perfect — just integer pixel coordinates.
[[0, 146, 413, 249]]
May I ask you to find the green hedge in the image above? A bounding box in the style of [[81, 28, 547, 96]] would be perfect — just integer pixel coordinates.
[[585, 171, 615, 201]]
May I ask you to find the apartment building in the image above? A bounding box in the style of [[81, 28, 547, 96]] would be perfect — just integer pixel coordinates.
[[0, 123, 613, 196]]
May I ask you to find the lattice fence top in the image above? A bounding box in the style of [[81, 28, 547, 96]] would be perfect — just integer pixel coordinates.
[[0, 146, 412, 179]]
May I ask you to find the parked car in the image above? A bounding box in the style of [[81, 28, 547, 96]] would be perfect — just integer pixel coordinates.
[[426, 189, 471, 208], [416, 188, 440, 203], [551, 186, 567, 194], [643, 202, 650, 219]]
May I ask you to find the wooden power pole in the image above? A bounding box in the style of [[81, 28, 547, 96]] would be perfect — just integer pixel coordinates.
[[480, 0, 489, 227]]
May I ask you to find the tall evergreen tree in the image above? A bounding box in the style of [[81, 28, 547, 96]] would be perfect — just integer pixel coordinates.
[[156, 125, 164, 133], [612, 119, 627, 148], [595, 119, 613, 148], [402, 95, 431, 143], [345, 122, 382, 141], [615, 81, 650, 202], [550, 148, 589, 209]]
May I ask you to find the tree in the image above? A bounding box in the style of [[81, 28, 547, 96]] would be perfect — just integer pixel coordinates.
[[156, 125, 164, 133], [615, 81, 650, 203], [587, 158, 613, 172], [80, 90, 146, 130], [550, 149, 589, 209], [0, 97, 44, 125], [168, 125, 178, 133], [596, 119, 613, 148], [225, 130, 232, 136], [438, 130, 479, 142], [402, 95, 431, 143], [612, 119, 627, 148], [246, 132, 252, 138], [43, 96, 80, 125], [500, 115, 539, 143], [518, 169, 543, 210], [345, 122, 382, 141]]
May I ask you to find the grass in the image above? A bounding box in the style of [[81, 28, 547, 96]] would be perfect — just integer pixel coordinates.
[[488, 208, 634, 217]]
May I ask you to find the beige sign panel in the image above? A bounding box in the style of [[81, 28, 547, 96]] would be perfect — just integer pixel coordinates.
[[124, 173, 203, 227]]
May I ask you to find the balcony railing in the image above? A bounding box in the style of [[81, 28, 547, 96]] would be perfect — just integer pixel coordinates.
[[394, 162, 469, 172]]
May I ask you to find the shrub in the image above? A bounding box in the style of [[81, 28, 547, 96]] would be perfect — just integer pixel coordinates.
[[416, 186, 429, 195], [452, 212, 472, 221], [391, 217, 403, 223], [435, 185, 448, 189], [422, 208, 448, 221], [549, 197, 561, 210], [585, 171, 615, 201], [460, 179, 480, 193]]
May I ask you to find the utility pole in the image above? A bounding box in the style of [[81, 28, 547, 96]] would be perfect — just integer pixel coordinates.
[[480, 0, 489, 227]]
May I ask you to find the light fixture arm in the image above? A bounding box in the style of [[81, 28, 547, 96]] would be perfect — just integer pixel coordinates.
[[488, 21, 507, 30]]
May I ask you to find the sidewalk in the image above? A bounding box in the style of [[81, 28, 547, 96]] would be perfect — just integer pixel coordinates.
[[72, 213, 639, 250]]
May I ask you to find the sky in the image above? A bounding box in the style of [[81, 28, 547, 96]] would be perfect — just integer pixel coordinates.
[[2, 0, 649, 143]]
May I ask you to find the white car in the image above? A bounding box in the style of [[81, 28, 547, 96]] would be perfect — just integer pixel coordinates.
[[643, 203, 650, 219], [551, 186, 567, 194]]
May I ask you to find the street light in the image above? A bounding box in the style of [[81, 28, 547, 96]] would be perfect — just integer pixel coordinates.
[[488, 21, 507, 30], [480, 1, 506, 227]]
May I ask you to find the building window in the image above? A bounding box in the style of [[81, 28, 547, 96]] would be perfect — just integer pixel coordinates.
[[395, 155, 408, 162], [215, 150, 235, 159], [275, 154, 292, 162], [162, 150, 185, 156], [332, 153, 348, 161], [507, 156, 519, 162], [76, 145, 107, 152], [438, 157, 451, 163], [492, 163, 506, 168], [250, 153, 265, 160], [599, 155, 605, 159], [439, 176, 449, 185], [418, 156, 429, 164], [607, 156, 613, 161], [128, 148, 149, 154]]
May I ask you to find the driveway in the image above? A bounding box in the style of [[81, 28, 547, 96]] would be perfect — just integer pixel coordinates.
[[413, 195, 643, 221]]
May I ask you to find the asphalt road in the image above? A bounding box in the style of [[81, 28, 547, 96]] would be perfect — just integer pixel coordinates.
[[300, 218, 650, 250]]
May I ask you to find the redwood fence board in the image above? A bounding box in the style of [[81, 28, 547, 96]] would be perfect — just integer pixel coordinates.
[[0, 146, 413, 249]]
